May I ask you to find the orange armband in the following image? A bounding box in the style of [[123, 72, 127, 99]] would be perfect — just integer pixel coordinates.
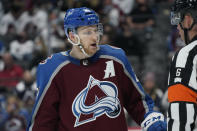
[[168, 84, 197, 104]]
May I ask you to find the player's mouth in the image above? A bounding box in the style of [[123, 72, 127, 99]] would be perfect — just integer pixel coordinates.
[[90, 43, 97, 48]]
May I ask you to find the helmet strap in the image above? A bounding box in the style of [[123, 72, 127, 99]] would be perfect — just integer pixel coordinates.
[[67, 34, 90, 57], [180, 22, 194, 45], [183, 28, 189, 45]]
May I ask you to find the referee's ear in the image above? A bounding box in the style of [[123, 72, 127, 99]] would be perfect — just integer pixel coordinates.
[[193, 24, 197, 32]]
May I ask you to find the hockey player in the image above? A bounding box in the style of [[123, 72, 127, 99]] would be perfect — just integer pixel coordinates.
[[168, 0, 197, 130], [27, 7, 166, 131]]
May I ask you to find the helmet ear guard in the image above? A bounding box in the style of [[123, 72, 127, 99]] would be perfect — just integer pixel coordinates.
[[67, 28, 77, 40], [97, 23, 103, 36], [171, 12, 182, 25]]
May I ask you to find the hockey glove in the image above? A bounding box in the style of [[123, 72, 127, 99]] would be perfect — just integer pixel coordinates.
[[141, 112, 167, 131]]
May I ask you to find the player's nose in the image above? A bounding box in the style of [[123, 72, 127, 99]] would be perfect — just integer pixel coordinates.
[[92, 33, 99, 42]]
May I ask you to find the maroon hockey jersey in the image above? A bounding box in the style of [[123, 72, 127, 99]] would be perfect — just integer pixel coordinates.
[[27, 45, 154, 131]]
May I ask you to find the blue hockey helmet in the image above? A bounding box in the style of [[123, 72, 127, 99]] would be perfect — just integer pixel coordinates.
[[171, 0, 197, 25], [64, 7, 100, 37]]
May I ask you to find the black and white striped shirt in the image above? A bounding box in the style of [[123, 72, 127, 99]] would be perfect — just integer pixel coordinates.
[[168, 36, 197, 131]]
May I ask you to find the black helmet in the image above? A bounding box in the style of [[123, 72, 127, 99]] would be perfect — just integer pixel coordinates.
[[171, 0, 197, 25]]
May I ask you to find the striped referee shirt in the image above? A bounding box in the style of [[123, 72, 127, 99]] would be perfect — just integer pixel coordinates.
[[167, 35, 197, 131]]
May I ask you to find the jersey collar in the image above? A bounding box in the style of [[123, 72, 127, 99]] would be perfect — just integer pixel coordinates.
[[65, 47, 101, 66]]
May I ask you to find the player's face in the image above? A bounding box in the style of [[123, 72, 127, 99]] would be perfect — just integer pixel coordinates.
[[77, 25, 100, 56]]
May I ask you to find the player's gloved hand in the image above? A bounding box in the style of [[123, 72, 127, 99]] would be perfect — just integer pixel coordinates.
[[141, 111, 167, 131]]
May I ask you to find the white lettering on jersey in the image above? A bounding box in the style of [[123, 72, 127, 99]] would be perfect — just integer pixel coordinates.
[[103, 60, 115, 79], [174, 77, 182, 83]]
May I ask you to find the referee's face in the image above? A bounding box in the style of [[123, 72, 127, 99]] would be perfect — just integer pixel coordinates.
[[177, 24, 184, 42], [177, 14, 194, 43]]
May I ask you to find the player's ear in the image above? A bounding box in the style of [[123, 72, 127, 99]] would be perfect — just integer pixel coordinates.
[[68, 32, 76, 42]]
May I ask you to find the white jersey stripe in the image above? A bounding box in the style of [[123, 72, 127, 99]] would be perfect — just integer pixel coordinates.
[[168, 102, 197, 131], [189, 55, 197, 90], [171, 103, 180, 131], [186, 104, 195, 131], [176, 41, 197, 67]]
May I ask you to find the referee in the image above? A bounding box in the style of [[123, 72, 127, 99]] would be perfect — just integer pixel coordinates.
[[168, 0, 197, 130]]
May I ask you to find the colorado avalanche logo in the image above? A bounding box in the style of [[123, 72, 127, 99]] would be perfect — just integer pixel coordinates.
[[72, 75, 121, 127]]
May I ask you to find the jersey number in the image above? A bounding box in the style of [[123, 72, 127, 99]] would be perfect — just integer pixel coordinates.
[[176, 68, 181, 77]]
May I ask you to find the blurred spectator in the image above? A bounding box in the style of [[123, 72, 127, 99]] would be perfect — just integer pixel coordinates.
[[112, 0, 135, 15], [15, 70, 37, 123], [0, 94, 6, 130], [58, 0, 74, 10], [102, 0, 113, 14], [114, 22, 143, 57], [167, 27, 184, 59], [9, 31, 34, 62], [48, 11, 66, 53], [0, 97, 8, 130], [108, 7, 120, 27], [0, 41, 5, 55], [15, 9, 35, 34], [120, 0, 156, 71], [1, 95, 26, 131], [24, 0, 34, 11], [101, 24, 116, 44], [15, 70, 37, 101], [28, 36, 48, 70], [0, 2, 28, 35], [103, 0, 135, 27], [29, 4, 50, 50], [102, 0, 120, 27], [0, 94, 6, 109], [85, 0, 102, 13], [100, 34, 111, 45], [32, 2, 48, 31], [24, 22, 38, 41], [1, 0, 13, 13], [0, 1, 3, 20], [0, 52, 24, 90], [114, 20, 144, 77], [127, 0, 155, 44], [128, 0, 155, 30], [142, 72, 164, 112], [0, 24, 17, 51]]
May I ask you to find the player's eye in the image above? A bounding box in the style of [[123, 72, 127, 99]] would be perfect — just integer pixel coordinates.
[[83, 30, 98, 35], [85, 31, 92, 35]]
